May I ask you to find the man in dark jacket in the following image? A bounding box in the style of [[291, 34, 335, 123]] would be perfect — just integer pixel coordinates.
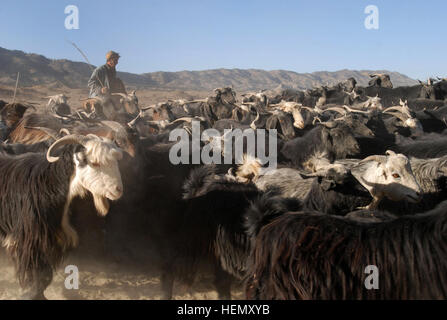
[[88, 51, 126, 98]]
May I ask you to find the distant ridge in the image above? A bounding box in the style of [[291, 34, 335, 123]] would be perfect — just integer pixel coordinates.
[[0, 47, 418, 91]]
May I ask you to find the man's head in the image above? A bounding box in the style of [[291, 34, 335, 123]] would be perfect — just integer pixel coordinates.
[[106, 51, 120, 68]]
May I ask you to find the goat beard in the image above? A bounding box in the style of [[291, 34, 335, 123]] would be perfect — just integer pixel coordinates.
[[93, 195, 110, 216]]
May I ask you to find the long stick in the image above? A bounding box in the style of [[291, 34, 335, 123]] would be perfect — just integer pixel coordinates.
[[12, 72, 19, 103], [67, 40, 104, 88]]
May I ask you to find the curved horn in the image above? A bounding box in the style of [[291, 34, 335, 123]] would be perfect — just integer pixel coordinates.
[[343, 105, 370, 114], [312, 116, 322, 126], [182, 99, 208, 105], [127, 112, 142, 128], [59, 128, 70, 136], [46, 134, 89, 163], [384, 104, 412, 118], [169, 117, 197, 124], [301, 106, 315, 113], [322, 107, 347, 115], [360, 155, 387, 164], [383, 106, 405, 113], [250, 110, 260, 130], [111, 93, 128, 99], [383, 111, 408, 123]]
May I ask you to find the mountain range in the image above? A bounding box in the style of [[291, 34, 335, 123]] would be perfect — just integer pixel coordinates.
[[0, 47, 418, 92]]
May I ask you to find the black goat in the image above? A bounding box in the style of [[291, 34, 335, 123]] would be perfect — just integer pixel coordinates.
[[0, 135, 123, 299], [245, 197, 447, 299]]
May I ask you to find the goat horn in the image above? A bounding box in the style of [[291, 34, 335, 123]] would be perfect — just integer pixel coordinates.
[[169, 117, 197, 124], [250, 110, 260, 130], [127, 112, 142, 128], [383, 106, 404, 113], [222, 126, 234, 141], [383, 111, 408, 123], [46, 134, 90, 163], [343, 105, 370, 114], [384, 104, 412, 118], [301, 106, 315, 112], [111, 93, 128, 98], [186, 99, 208, 104], [322, 107, 347, 115], [59, 128, 71, 136], [312, 116, 322, 126], [360, 155, 387, 164]]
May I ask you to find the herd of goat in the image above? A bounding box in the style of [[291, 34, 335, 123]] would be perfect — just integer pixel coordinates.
[[1, 73, 447, 299]]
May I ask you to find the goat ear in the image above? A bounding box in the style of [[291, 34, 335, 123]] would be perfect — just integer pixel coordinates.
[[74, 150, 88, 167], [385, 150, 397, 156]]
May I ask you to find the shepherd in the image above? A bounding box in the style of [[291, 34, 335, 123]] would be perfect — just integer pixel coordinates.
[[88, 50, 126, 99]]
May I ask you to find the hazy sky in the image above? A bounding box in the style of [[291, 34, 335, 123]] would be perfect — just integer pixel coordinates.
[[0, 0, 445, 79]]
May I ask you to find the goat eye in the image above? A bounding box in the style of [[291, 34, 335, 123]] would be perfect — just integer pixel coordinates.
[[392, 173, 400, 179]]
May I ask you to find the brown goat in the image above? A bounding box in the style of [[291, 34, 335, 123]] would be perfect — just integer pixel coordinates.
[[8, 113, 137, 157]]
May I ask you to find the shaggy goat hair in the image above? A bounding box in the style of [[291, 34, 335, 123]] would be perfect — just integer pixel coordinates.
[[159, 165, 261, 299], [0, 147, 78, 293], [8, 113, 63, 144], [244, 198, 447, 299]]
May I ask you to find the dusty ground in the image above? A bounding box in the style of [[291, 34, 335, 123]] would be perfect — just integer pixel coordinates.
[[0, 84, 211, 110], [0, 251, 245, 300]]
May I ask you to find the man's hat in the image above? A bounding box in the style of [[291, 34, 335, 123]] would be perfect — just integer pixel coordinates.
[[106, 51, 120, 61]]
